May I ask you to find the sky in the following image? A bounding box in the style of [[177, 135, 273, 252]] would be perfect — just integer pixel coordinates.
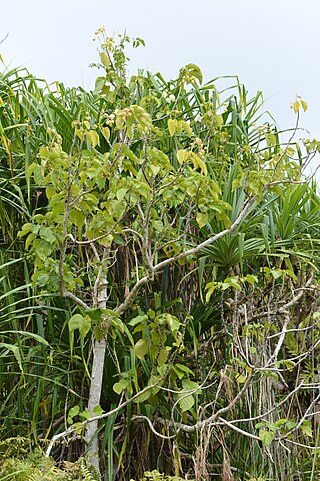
[[1, 0, 320, 149]]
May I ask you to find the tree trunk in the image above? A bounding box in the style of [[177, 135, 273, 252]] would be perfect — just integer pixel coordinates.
[[85, 280, 107, 473], [85, 338, 106, 471]]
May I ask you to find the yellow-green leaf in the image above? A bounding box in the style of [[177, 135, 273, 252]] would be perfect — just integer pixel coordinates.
[[101, 126, 110, 141], [157, 346, 169, 366], [300, 100, 308, 112], [180, 120, 192, 137], [293, 101, 300, 113], [168, 119, 176, 136], [185, 63, 203, 84], [134, 339, 149, 359], [177, 149, 189, 164], [245, 274, 258, 285], [100, 52, 110, 68], [193, 153, 207, 175], [74, 422, 84, 435], [196, 211, 208, 228], [266, 133, 277, 147], [205, 284, 217, 303], [214, 114, 223, 129], [86, 130, 99, 148], [39, 146, 49, 159]]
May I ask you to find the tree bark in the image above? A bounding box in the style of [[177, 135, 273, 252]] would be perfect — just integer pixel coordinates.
[[85, 280, 107, 473], [85, 337, 106, 471]]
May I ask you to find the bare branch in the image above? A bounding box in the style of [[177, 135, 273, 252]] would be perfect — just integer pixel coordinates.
[[63, 290, 90, 310], [115, 275, 150, 316], [217, 417, 260, 441], [153, 195, 257, 273], [0, 33, 8, 46], [132, 415, 176, 440]]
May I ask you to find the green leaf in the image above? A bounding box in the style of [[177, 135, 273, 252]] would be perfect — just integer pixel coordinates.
[[259, 429, 275, 446], [235, 374, 246, 384], [245, 274, 258, 285], [113, 378, 128, 394], [228, 278, 242, 291], [93, 405, 104, 416], [179, 394, 194, 412], [270, 269, 282, 279], [86, 308, 103, 322], [73, 422, 84, 434], [116, 188, 127, 201], [214, 114, 223, 129], [157, 346, 169, 366], [149, 163, 160, 176], [33, 239, 54, 260], [18, 223, 33, 238], [69, 209, 86, 229], [182, 379, 200, 392], [129, 315, 148, 327], [33, 165, 44, 185], [39, 146, 49, 159], [46, 186, 56, 199], [300, 421, 312, 437], [205, 281, 217, 303], [79, 408, 93, 420], [0, 330, 49, 346], [68, 405, 80, 424], [152, 220, 163, 232], [266, 133, 277, 147], [134, 338, 149, 359], [69, 314, 91, 337], [174, 363, 194, 376], [39, 226, 56, 244], [286, 420, 296, 430], [165, 314, 180, 333], [134, 389, 151, 403]]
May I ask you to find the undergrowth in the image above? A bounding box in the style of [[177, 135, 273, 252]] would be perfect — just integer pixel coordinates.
[[0, 438, 100, 481], [0, 440, 188, 481], [134, 471, 189, 481]]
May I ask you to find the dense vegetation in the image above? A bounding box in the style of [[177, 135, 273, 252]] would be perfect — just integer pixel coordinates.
[[1, 29, 320, 480]]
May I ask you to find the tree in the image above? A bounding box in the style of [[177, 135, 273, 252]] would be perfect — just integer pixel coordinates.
[[2, 28, 320, 480]]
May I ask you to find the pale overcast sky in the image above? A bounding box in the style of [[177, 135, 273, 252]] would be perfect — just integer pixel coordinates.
[[1, 0, 320, 143]]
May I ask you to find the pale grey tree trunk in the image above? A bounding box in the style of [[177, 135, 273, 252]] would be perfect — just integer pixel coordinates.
[[86, 338, 106, 471], [85, 280, 107, 473]]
